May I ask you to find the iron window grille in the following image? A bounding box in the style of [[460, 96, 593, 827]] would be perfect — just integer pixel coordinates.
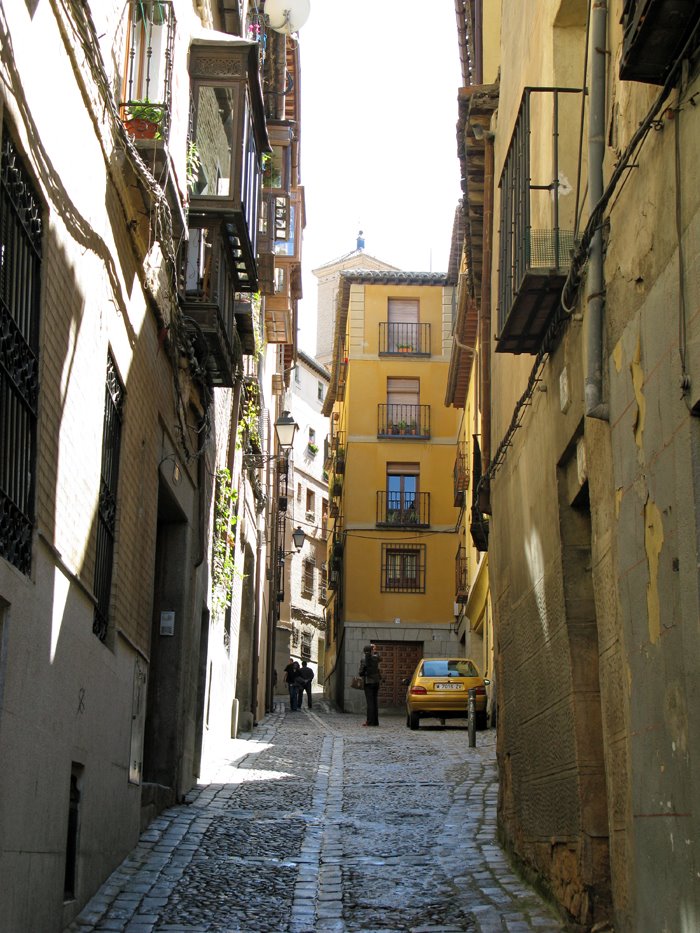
[[120, 1, 176, 142], [381, 543, 426, 593], [93, 354, 125, 641], [455, 544, 469, 603], [497, 87, 582, 354], [0, 128, 42, 576], [302, 557, 315, 597], [301, 631, 312, 658]]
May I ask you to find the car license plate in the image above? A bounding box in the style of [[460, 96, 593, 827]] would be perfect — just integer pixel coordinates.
[[434, 682, 464, 690]]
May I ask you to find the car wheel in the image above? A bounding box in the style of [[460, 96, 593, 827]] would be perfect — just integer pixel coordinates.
[[406, 711, 411, 728], [476, 711, 488, 731], [409, 711, 420, 730]]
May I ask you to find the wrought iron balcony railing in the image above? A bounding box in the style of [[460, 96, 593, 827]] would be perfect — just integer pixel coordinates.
[[376, 491, 430, 528], [497, 87, 582, 354], [378, 322, 431, 356], [453, 443, 470, 507], [120, 1, 176, 142], [181, 223, 254, 384], [455, 545, 469, 603], [377, 404, 430, 439]]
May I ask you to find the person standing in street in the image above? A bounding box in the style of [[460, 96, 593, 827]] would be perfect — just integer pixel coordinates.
[[359, 644, 381, 726], [284, 657, 300, 710], [296, 660, 315, 709]]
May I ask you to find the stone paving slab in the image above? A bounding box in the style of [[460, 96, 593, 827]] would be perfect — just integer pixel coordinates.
[[65, 703, 565, 933]]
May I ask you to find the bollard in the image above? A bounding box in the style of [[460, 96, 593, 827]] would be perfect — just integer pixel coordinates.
[[467, 687, 476, 747]]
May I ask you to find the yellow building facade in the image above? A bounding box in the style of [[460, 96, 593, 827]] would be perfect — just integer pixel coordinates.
[[322, 272, 463, 713]]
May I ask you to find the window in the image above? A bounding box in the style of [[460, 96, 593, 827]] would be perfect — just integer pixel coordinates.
[[296, 481, 302, 501], [386, 378, 420, 434], [93, 354, 125, 641], [386, 463, 419, 524], [320, 561, 327, 603], [306, 489, 315, 519], [381, 543, 425, 593], [120, 1, 176, 139], [321, 498, 328, 537], [308, 427, 316, 445], [0, 128, 42, 576], [387, 298, 419, 352], [302, 558, 315, 597], [317, 380, 324, 402], [301, 630, 312, 658]]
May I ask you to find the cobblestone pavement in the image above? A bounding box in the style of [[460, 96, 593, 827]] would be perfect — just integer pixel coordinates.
[[66, 701, 565, 933]]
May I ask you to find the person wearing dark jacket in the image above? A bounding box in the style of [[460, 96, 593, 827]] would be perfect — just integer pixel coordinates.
[[296, 660, 315, 709], [283, 658, 300, 710], [359, 644, 381, 726]]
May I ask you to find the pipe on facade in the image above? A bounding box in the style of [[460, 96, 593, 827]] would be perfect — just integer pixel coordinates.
[[250, 525, 263, 723], [480, 133, 494, 469], [585, 0, 610, 421]]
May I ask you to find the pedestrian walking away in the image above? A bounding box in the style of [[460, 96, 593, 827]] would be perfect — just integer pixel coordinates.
[[283, 657, 300, 710], [359, 643, 381, 726], [296, 659, 314, 708]]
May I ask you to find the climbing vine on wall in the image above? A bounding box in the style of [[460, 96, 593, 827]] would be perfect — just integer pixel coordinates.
[[236, 381, 262, 452], [212, 468, 238, 620]]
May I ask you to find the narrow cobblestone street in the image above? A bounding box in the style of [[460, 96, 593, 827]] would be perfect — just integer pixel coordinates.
[[66, 702, 564, 933]]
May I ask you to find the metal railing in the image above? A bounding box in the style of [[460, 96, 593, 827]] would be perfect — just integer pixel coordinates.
[[377, 404, 430, 439], [455, 545, 469, 603], [376, 491, 430, 528], [378, 322, 431, 356], [497, 87, 582, 338], [453, 443, 469, 507], [121, 1, 176, 142]]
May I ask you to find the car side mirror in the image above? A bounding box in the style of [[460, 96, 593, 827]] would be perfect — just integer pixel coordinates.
[[401, 677, 410, 686], [484, 678, 491, 686]]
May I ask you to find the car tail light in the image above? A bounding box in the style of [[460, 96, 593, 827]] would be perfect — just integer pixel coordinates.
[[410, 685, 428, 695], [475, 685, 486, 696]]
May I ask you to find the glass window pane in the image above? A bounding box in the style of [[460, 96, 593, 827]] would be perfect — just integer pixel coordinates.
[[195, 85, 236, 198]]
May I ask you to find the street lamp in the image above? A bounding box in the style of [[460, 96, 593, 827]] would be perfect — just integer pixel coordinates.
[[274, 410, 298, 450], [291, 526, 305, 551]]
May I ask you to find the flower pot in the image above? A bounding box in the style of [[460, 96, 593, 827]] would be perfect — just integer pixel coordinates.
[[124, 117, 158, 139]]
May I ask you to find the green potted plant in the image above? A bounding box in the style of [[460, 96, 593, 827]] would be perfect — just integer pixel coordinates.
[[124, 101, 164, 140], [308, 442, 319, 455]]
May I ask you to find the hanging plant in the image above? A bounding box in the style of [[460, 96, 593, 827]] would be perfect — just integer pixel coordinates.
[[212, 468, 239, 620], [236, 382, 262, 452]]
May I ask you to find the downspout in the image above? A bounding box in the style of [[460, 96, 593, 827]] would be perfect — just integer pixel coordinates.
[[250, 523, 263, 724], [480, 132, 495, 477], [585, 0, 609, 421]]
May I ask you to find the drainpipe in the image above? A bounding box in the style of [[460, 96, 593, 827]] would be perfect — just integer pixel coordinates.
[[480, 132, 494, 476], [585, 0, 609, 421]]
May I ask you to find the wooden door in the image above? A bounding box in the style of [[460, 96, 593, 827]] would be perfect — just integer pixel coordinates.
[[374, 640, 423, 707]]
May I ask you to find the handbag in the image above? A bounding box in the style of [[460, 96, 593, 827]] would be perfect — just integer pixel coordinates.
[[350, 675, 364, 690]]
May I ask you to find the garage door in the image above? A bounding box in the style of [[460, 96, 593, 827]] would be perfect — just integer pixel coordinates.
[[374, 641, 423, 707]]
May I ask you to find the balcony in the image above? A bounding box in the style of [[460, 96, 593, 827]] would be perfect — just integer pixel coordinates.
[[453, 444, 470, 507], [379, 322, 431, 356], [264, 292, 293, 344], [332, 431, 346, 475], [377, 404, 430, 439], [188, 41, 269, 293], [455, 545, 469, 603], [376, 491, 430, 528], [181, 224, 255, 385], [120, 2, 175, 143], [620, 0, 700, 85], [497, 87, 581, 354]]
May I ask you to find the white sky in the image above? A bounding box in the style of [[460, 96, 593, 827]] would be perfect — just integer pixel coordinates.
[[294, 1, 463, 355]]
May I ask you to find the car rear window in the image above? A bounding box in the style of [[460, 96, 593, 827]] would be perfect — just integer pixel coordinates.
[[421, 660, 479, 678]]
